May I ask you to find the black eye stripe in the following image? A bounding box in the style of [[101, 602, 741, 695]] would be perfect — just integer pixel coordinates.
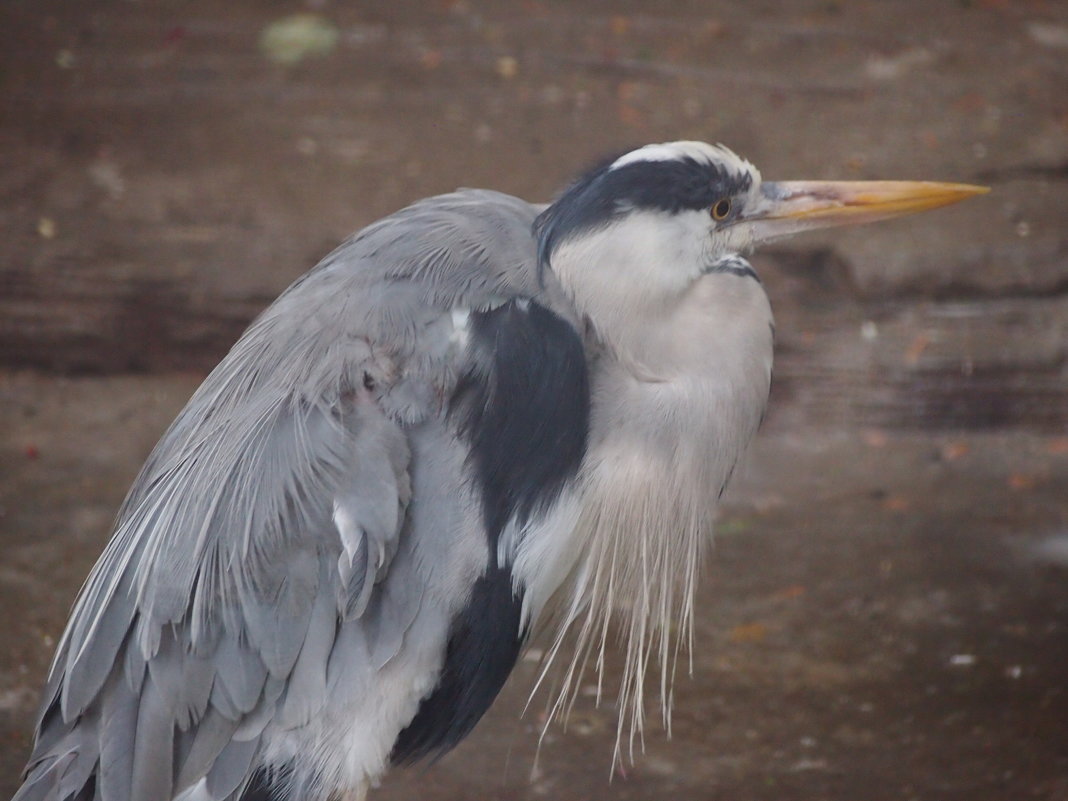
[[535, 153, 754, 269]]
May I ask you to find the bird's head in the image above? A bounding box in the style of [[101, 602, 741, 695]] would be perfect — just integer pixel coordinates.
[[535, 141, 985, 370]]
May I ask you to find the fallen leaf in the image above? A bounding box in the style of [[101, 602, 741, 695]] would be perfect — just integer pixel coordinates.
[[260, 14, 339, 66], [919, 130, 940, 150], [703, 19, 727, 38], [1008, 473, 1036, 491], [882, 495, 911, 512], [421, 49, 443, 69], [495, 55, 518, 79], [1047, 438, 1068, 455], [772, 585, 806, 601], [617, 103, 644, 128], [952, 92, 987, 114], [904, 333, 931, 366], [163, 25, 186, 45], [729, 622, 768, 643], [862, 429, 888, 448], [716, 518, 752, 536], [616, 81, 640, 102], [940, 441, 970, 461]]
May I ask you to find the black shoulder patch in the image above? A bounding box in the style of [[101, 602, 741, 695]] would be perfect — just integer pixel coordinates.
[[390, 563, 523, 764], [390, 299, 590, 765], [450, 299, 590, 542]]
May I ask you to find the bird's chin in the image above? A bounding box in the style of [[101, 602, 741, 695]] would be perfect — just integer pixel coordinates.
[[734, 216, 814, 246], [711, 224, 758, 256]]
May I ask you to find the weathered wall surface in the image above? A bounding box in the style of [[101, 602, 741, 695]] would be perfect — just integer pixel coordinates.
[[2, 2, 1066, 798]]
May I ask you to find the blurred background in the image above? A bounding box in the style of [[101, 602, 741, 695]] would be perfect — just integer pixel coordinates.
[[1, 1, 1066, 799]]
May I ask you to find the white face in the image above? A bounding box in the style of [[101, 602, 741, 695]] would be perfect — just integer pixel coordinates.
[[551, 207, 714, 305], [551, 143, 765, 312], [541, 141, 774, 372]]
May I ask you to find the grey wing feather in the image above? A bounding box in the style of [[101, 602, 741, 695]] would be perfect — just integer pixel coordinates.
[[204, 739, 260, 801], [16, 189, 562, 801], [130, 677, 176, 801], [210, 637, 267, 717], [277, 560, 344, 728], [97, 676, 138, 801]]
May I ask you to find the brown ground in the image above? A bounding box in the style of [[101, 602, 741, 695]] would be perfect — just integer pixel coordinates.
[[1, 1, 1067, 799]]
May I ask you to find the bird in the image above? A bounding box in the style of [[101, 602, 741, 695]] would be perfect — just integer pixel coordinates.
[[13, 141, 986, 801]]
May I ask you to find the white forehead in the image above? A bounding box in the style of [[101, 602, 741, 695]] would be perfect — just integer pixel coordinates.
[[610, 141, 759, 180]]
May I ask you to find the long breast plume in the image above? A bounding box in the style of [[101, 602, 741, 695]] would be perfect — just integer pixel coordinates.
[[533, 442, 716, 767]]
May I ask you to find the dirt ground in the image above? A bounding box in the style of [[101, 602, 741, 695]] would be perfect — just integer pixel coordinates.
[[1, 1, 1067, 799]]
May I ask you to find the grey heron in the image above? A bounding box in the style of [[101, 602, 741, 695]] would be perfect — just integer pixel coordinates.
[[13, 142, 985, 801]]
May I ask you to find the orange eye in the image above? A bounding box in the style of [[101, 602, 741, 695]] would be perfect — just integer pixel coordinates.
[[711, 198, 732, 220]]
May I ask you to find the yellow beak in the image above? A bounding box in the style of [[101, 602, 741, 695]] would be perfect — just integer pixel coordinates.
[[744, 180, 989, 242]]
